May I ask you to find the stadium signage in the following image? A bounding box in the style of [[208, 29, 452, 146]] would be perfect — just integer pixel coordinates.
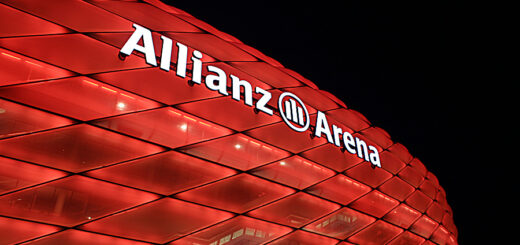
[[119, 24, 381, 168]]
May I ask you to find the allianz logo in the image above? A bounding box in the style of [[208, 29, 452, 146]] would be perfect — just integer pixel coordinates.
[[119, 24, 381, 168]]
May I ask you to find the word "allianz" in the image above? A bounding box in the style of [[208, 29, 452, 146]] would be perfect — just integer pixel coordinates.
[[119, 23, 381, 168]]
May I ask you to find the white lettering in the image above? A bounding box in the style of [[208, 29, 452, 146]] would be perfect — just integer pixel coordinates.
[[332, 124, 343, 147], [176, 42, 188, 78], [255, 87, 273, 115], [356, 137, 370, 161], [231, 75, 253, 106], [205, 65, 228, 95], [342, 131, 356, 155], [159, 36, 172, 71], [120, 23, 156, 66], [369, 146, 381, 167], [190, 50, 203, 84], [314, 111, 333, 144]]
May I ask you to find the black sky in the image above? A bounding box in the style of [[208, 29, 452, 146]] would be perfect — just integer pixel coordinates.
[[164, 1, 510, 243]]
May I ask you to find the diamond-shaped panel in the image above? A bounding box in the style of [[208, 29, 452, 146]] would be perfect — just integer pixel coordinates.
[[175, 174, 294, 213], [250, 156, 335, 190], [0, 124, 165, 172], [94, 107, 232, 148], [247, 192, 340, 228], [86, 151, 237, 195], [27, 229, 150, 245], [0, 77, 161, 121], [81, 198, 233, 244], [269, 230, 339, 245], [0, 156, 67, 195], [0, 48, 74, 86], [169, 216, 292, 245], [306, 174, 371, 205], [0, 34, 148, 74], [0, 98, 74, 139], [303, 207, 376, 240], [179, 134, 290, 171], [0, 175, 158, 226], [0, 216, 60, 244]]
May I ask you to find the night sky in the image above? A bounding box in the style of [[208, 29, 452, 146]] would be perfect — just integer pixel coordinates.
[[165, 1, 509, 243]]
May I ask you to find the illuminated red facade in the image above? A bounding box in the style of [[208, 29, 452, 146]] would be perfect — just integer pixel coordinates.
[[0, 0, 457, 244]]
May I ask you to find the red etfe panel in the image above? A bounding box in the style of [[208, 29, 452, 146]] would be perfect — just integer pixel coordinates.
[[92, 68, 221, 105], [442, 213, 458, 236], [27, 229, 151, 245], [325, 108, 371, 132], [80, 198, 233, 244], [0, 34, 148, 74], [349, 190, 399, 218], [0, 77, 161, 121], [0, 3, 69, 37], [169, 216, 292, 245], [420, 178, 439, 199], [228, 61, 302, 88], [303, 207, 376, 240], [0, 216, 60, 245], [0, 98, 74, 139], [410, 215, 439, 238], [94, 107, 232, 148], [233, 42, 285, 67], [398, 165, 425, 187], [165, 33, 257, 62], [347, 220, 403, 245], [383, 204, 422, 229], [431, 225, 450, 244], [409, 158, 428, 176], [278, 68, 317, 88], [318, 89, 347, 107], [388, 143, 413, 163], [177, 96, 282, 131], [87, 151, 236, 195], [353, 132, 384, 153], [0, 1, 458, 244], [0, 156, 67, 195], [245, 120, 328, 153], [0, 175, 159, 227], [250, 156, 335, 190], [179, 134, 290, 171], [1, 0, 134, 32], [306, 174, 371, 205], [406, 190, 434, 213], [300, 144, 364, 172], [269, 230, 339, 245], [378, 150, 407, 174], [359, 127, 393, 149], [89, 1, 201, 32], [378, 176, 416, 201], [0, 48, 74, 86], [284, 86, 339, 111], [387, 231, 426, 245], [345, 161, 393, 187], [427, 172, 440, 187], [247, 192, 340, 228], [0, 124, 164, 172], [175, 174, 295, 213]]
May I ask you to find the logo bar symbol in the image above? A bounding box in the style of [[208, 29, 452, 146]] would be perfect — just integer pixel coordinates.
[[284, 99, 305, 126], [278, 92, 310, 132]]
